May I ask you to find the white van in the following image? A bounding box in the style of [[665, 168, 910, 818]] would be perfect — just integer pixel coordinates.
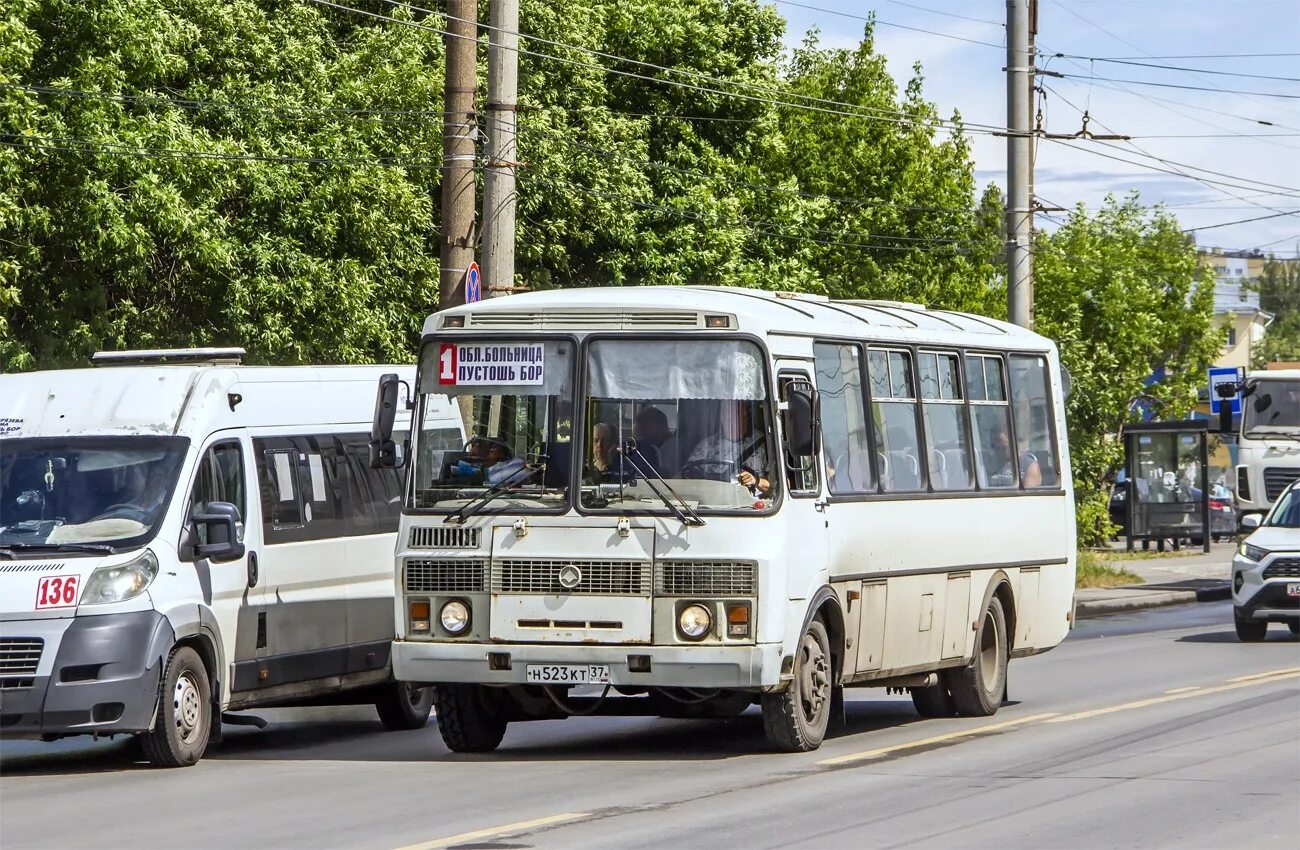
[[0, 349, 462, 766]]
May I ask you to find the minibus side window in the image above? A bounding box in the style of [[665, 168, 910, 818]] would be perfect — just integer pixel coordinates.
[[966, 354, 1018, 489], [1008, 355, 1061, 488], [918, 350, 973, 491], [261, 447, 304, 530], [189, 441, 245, 549], [867, 349, 924, 492]]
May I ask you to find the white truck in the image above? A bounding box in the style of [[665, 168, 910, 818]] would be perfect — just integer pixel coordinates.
[[0, 349, 462, 766], [1235, 370, 1300, 523]]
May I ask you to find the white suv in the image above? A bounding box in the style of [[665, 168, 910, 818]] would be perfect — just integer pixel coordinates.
[[1231, 479, 1300, 641]]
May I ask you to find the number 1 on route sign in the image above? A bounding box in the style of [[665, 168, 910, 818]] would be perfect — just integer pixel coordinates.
[[466, 261, 481, 303]]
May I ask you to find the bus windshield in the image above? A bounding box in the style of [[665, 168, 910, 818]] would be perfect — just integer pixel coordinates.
[[0, 436, 189, 552], [411, 339, 574, 512], [1243, 379, 1300, 438], [581, 338, 777, 513]]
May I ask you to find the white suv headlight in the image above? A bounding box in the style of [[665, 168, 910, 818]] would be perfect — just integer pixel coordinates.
[[1237, 542, 1269, 563], [82, 550, 159, 604]]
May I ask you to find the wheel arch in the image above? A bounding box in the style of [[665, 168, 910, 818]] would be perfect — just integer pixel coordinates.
[[164, 605, 226, 705], [977, 570, 1016, 653], [801, 585, 847, 684]]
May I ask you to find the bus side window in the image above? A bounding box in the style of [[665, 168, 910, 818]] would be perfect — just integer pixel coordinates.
[[1008, 355, 1061, 488], [259, 445, 304, 531], [814, 343, 874, 494], [867, 349, 924, 492]]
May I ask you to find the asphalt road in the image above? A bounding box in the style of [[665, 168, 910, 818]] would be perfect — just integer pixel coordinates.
[[2, 602, 1298, 850]]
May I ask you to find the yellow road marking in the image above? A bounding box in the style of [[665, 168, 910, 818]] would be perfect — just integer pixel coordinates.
[[1164, 686, 1200, 694], [1228, 667, 1300, 683], [817, 713, 1059, 766], [392, 812, 591, 850], [1047, 671, 1300, 724]]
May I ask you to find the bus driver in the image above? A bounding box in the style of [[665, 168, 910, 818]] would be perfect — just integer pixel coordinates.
[[684, 400, 772, 497]]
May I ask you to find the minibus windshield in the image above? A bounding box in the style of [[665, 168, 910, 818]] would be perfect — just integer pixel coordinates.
[[0, 436, 189, 552], [1243, 379, 1300, 438], [581, 339, 778, 513], [412, 339, 574, 512]]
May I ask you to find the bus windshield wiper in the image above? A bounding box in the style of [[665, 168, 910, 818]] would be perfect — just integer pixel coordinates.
[[617, 443, 705, 527], [444, 466, 542, 525], [0, 542, 118, 555]]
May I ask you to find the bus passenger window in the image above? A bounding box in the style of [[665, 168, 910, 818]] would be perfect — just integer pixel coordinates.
[[868, 349, 923, 492], [967, 354, 1017, 489], [918, 351, 972, 491], [1009, 355, 1060, 488], [814, 343, 872, 494]]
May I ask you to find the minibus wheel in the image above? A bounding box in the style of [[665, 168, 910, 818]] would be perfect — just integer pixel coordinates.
[[140, 646, 211, 767], [375, 683, 434, 731], [761, 619, 832, 752], [945, 597, 1008, 717], [432, 684, 508, 752]]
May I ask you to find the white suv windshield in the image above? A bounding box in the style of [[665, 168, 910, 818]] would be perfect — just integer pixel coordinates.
[[0, 437, 188, 552]]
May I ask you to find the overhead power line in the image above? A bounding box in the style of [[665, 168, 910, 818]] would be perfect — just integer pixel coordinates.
[[1181, 210, 1300, 233], [1077, 52, 1300, 61], [0, 132, 445, 167], [772, 0, 1008, 49], [1051, 55, 1300, 83], [1053, 72, 1300, 100]]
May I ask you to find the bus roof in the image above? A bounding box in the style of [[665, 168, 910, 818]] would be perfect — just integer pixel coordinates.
[[425, 286, 1054, 351]]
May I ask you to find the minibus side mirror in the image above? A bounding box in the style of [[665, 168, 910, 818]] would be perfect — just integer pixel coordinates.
[[370, 373, 401, 469], [785, 386, 819, 458], [1241, 514, 1261, 530], [193, 502, 246, 562]]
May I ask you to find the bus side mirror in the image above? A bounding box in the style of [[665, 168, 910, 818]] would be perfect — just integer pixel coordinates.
[[370, 373, 400, 469], [193, 502, 246, 562], [785, 386, 818, 458]]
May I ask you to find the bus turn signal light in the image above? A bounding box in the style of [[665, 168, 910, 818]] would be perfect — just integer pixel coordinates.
[[726, 604, 750, 638], [409, 600, 431, 633]]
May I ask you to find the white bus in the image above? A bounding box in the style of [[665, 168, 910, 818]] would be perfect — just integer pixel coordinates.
[[1235, 370, 1300, 521], [376, 287, 1076, 753], [0, 350, 462, 766]]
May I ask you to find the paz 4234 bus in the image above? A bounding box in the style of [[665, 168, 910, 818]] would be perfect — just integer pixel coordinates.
[[370, 287, 1076, 753]]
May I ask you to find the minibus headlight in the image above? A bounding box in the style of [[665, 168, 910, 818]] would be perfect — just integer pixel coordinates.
[[82, 550, 159, 605], [1238, 542, 1268, 563], [440, 600, 471, 635], [678, 604, 712, 640]]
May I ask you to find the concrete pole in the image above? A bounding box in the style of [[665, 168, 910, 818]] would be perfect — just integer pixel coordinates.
[[1006, 0, 1034, 329], [483, 0, 519, 298], [440, 0, 478, 309]]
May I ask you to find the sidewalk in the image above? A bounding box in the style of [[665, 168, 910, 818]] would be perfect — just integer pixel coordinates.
[[1074, 542, 1234, 619]]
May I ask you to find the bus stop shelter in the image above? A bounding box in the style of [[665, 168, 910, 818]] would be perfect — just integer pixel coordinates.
[[1121, 421, 1210, 553]]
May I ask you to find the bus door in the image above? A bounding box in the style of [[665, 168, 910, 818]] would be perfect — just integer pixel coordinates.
[[777, 368, 829, 601]]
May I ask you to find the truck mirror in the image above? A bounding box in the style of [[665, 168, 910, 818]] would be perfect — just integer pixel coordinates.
[[369, 373, 400, 469]]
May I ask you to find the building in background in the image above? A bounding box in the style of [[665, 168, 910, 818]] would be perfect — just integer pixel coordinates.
[[1200, 248, 1274, 369]]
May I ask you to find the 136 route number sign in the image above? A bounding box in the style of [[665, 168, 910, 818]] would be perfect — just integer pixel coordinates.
[[35, 575, 80, 609]]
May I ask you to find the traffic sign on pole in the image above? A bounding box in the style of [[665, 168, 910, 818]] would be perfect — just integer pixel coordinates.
[[1208, 366, 1244, 415], [465, 261, 481, 303]]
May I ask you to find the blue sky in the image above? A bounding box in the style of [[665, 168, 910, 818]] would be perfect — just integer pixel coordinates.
[[765, 0, 1300, 256]]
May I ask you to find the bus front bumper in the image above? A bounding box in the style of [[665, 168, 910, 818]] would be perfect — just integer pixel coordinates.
[[392, 640, 785, 689]]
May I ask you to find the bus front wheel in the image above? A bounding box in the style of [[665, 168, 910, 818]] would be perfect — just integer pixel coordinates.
[[944, 596, 1008, 717], [432, 684, 508, 752], [761, 619, 832, 752]]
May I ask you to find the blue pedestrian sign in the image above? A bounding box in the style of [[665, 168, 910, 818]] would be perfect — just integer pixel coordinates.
[[1208, 366, 1244, 415], [465, 261, 481, 303]]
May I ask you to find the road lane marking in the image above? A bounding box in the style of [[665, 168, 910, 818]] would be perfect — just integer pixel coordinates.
[[817, 713, 1059, 766], [1164, 687, 1200, 694], [1046, 670, 1300, 725], [1228, 667, 1300, 683], [392, 812, 590, 850]]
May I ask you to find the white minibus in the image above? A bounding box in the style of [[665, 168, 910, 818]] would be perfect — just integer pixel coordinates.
[[376, 287, 1076, 753], [1234, 370, 1300, 522], [1, 349, 462, 766]]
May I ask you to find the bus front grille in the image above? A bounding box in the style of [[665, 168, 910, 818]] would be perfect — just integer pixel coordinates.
[[656, 561, 757, 596], [409, 526, 481, 550], [493, 559, 651, 595], [1263, 468, 1299, 503], [404, 559, 489, 593]]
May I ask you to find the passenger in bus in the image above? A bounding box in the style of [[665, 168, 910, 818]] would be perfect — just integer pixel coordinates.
[[633, 406, 675, 476], [684, 401, 771, 496], [994, 426, 1042, 487], [588, 422, 635, 483]]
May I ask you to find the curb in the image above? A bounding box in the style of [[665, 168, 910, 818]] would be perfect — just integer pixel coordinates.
[[1075, 582, 1231, 620]]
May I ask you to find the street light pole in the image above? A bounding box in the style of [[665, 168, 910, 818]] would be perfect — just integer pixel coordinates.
[[440, 0, 478, 309], [1006, 0, 1035, 329]]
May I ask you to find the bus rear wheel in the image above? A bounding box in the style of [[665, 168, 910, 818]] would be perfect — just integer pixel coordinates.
[[761, 619, 832, 752], [944, 596, 1008, 717], [432, 684, 508, 752], [910, 680, 956, 718]]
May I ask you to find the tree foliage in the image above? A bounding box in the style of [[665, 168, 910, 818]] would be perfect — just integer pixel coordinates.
[[1251, 255, 1300, 367]]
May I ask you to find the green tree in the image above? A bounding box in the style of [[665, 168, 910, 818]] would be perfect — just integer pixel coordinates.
[[1034, 196, 1222, 545], [1251, 255, 1300, 366]]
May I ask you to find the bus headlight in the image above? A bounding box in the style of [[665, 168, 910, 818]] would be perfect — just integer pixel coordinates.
[[678, 604, 712, 640], [440, 600, 471, 635], [82, 550, 158, 605]]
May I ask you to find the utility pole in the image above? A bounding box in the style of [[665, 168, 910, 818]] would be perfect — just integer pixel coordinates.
[[483, 0, 519, 299], [440, 0, 478, 309], [1006, 0, 1035, 329]]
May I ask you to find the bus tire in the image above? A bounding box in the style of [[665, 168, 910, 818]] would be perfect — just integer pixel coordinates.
[[140, 646, 211, 768], [433, 684, 507, 753], [945, 596, 1008, 717], [375, 682, 434, 731], [1234, 611, 1268, 642], [761, 619, 832, 752], [910, 681, 956, 718]]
